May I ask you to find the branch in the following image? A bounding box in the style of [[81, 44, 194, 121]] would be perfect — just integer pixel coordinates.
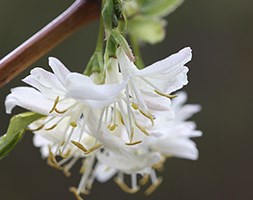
[[0, 0, 101, 87]]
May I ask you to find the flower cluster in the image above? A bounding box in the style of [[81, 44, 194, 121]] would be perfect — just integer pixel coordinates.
[[5, 46, 201, 199]]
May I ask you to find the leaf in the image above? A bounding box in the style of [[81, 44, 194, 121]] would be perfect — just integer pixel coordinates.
[[0, 112, 44, 160]]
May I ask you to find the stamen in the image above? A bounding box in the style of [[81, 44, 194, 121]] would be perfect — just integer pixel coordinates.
[[125, 140, 142, 146], [139, 109, 155, 126], [85, 144, 103, 154], [54, 108, 68, 114], [60, 149, 71, 158], [114, 177, 139, 194], [107, 124, 118, 131], [27, 124, 44, 131], [130, 127, 134, 142], [134, 121, 150, 136], [63, 157, 78, 177], [47, 146, 62, 170], [131, 103, 139, 110], [49, 96, 60, 113], [152, 156, 166, 171], [139, 175, 150, 186], [154, 90, 177, 99], [71, 141, 88, 153], [45, 124, 57, 131], [69, 187, 85, 200], [144, 177, 163, 195], [131, 174, 140, 192], [77, 156, 95, 194], [70, 121, 78, 128], [145, 170, 163, 195]]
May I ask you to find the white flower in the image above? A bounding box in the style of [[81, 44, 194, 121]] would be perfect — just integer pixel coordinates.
[[6, 57, 126, 115], [109, 47, 191, 144], [93, 92, 202, 195]]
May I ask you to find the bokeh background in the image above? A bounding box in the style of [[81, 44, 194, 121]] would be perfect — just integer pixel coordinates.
[[1, 0, 253, 200]]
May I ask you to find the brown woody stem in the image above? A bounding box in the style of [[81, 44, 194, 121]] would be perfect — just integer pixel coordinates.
[[0, 0, 100, 87]]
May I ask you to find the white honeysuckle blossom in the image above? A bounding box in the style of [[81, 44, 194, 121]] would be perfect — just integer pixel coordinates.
[[5, 57, 127, 156], [102, 47, 191, 144], [5, 57, 127, 115], [93, 92, 201, 195], [4, 46, 201, 199]]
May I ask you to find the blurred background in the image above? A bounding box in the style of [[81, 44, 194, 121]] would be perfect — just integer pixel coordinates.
[[1, 0, 253, 199]]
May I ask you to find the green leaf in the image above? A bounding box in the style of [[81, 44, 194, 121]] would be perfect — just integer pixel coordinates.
[[139, 0, 184, 17], [0, 112, 44, 160], [128, 16, 166, 44]]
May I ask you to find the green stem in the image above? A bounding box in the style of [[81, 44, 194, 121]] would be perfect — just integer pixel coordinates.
[[129, 33, 144, 69], [84, 0, 105, 76]]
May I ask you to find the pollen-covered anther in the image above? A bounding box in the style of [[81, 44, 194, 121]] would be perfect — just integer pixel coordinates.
[[63, 167, 71, 177], [69, 187, 85, 200], [107, 124, 118, 131], [125, 140, 142, 146], [49, 96, 60, 113], [139, 175, 150, 186], [71, 141, 88, 153], [154, 90, 178, 99], [144, 177, 163, 196], [114, 178, 140, 194], [134, 121, 150, 136], [152, 156, 166, 171], [47, 147, 62, 170], [131, 103, 139, 110], [70, 121, 78, 128], [45, 124, 57, 131], [139, 109, 155, 126], [54, 108, 68, 114], [27, 124, 44, 131], [85, 144, 103, 154], [60, 149, 71, 158]]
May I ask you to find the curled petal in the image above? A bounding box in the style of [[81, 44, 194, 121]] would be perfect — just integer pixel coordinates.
[[5, 87, 54, 115]]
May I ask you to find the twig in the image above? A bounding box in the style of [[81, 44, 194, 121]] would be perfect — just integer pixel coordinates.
[[0, 0, 100, 87]]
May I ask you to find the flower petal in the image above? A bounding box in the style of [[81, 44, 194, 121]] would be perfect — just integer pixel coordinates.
[[48, 57, 70, 86], [66, 73, 126, 102], [5, 87, 54, 115], [138, 47, 192, 76]]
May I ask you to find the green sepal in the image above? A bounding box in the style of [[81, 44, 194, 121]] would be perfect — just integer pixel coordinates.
[[102, 0, 114, 39], [84, 51, 104, 76], [0, 112, 44, 160], [111, 29, 135, 61], [139, 0, 184, 17]]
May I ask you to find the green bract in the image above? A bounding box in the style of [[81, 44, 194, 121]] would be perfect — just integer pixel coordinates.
[[0, 112, 44, 160], [124, 0, 184, 44], [128, 16, 166, 44]]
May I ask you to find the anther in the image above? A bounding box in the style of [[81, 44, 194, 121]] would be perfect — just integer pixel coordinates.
[[45, 124, 57, 131], [69, 187, 85, 200], [125, 140, 142, 146], [107, 124, 118, 131], [114, 178, 139, 194], [70, 121, 78, 128], [131, 103, 139, 110], [144, 177, 163, 195], [139, 175, 150, 186], [49, 96, 60, 113], [85, 144, 103, 154], [27, 124, 44, 131], [71, 141, 88, 153], [154, 90, 177, 99]]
